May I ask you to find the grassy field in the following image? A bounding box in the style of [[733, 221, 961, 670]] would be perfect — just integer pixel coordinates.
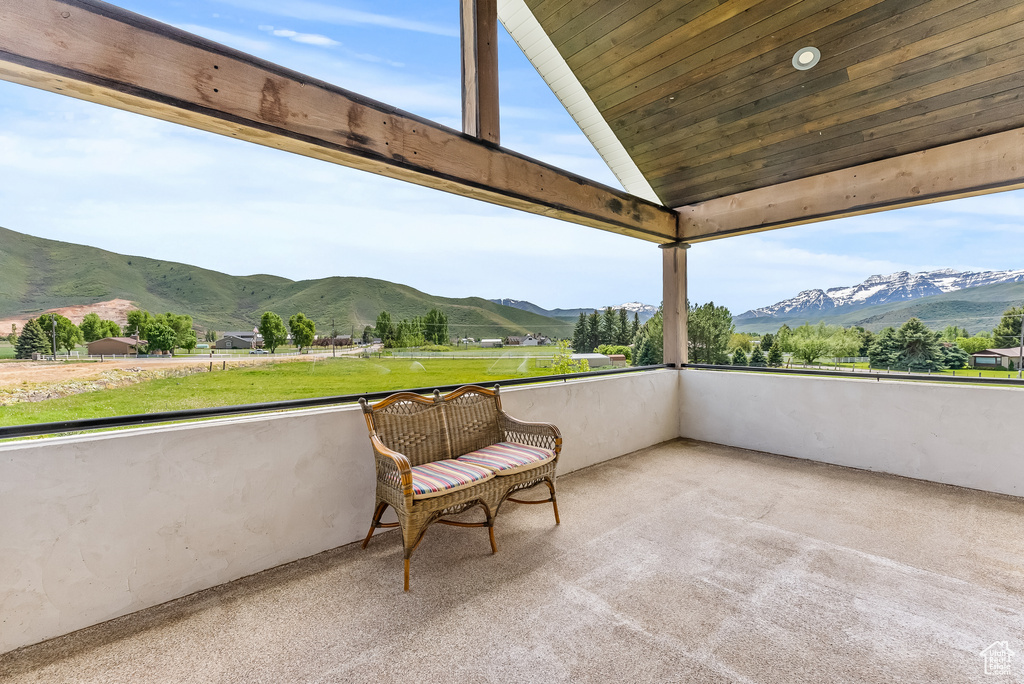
[[0, 356, 562, 426], [792, 360, 1023, 379]]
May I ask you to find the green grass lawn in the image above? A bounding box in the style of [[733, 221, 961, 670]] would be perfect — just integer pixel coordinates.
[[0, 356, 563, 426], [0, 343, 14, 359]]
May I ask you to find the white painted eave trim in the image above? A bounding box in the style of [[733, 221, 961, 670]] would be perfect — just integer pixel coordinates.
[[498, 0, 662, 204]]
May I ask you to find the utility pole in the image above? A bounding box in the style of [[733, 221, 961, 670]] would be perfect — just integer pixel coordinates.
[[331, 317, 336, 358]]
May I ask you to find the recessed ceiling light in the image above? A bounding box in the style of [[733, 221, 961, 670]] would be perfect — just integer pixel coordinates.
[[792, 46, 820, 70]]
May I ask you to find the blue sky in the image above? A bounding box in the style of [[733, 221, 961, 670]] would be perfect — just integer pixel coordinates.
[[1, 0, 1022, 314]]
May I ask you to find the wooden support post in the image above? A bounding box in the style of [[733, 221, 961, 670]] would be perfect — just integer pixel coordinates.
[[461, 0, 499, 144], [661, 242, 689, 367]]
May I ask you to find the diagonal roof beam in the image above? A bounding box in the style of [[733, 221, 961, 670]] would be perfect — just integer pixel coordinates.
[[677, 128, 1024, 242], [0, 0, 678, 243]]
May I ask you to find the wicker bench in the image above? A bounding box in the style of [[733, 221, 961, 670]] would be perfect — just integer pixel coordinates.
[[358, 385, 561, 590]]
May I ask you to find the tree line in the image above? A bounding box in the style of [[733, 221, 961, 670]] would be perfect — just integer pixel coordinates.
[[371, 309, 450, 348], [11, 310, 197, 359]]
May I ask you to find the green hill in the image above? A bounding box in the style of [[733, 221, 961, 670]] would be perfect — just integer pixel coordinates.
[[0, 226, 572, 339], [734, 280, 1024, 334]]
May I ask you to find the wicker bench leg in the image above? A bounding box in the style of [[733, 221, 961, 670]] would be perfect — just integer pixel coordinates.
[[361, 501, 394, 549], [506, 479, 560, 524]]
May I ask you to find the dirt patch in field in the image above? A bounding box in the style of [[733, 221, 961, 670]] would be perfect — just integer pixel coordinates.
[[0, 298, 138, 332]]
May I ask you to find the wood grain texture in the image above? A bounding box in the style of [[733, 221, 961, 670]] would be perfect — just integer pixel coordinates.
[[532, 0, 1024, 207], [676, 128, 1024, 241], [461, 0, 500, 144], [0, 0, 677, 242]]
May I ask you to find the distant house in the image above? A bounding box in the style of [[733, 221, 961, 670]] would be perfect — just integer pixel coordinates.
[[480, 339, 503, 348], [87, 336, 146, 356], [215, 331, 263, 350], [970, 347, 1024, 369], [522, 334, 550, 346], [505, 336, 523, 346]]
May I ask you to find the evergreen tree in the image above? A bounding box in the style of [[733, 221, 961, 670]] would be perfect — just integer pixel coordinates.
[[867, 327, 901, 369], [571, 312, 587, 351], [616, 308, 630, 345], [633, 309, 663, 365], [767, 341, 784, 367], [992, 306, 1024, 348], [423, 308, 449, 345], [759, 332, 774, 352], [731, 349, 748, 365], [586, 311, 601, 353], [631, 313, 640, 342], [749, 346, 767, 367], [896, 317, 944, 371], [600, 307, 617, 346], [15, 318, 50, 359], [687, 300, 733, 364], [941, 343, 969, 369]]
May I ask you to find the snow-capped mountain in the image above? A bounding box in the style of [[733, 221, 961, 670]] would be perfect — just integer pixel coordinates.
[[738, 269, 1024, 319], [491, 299, 657, 322]]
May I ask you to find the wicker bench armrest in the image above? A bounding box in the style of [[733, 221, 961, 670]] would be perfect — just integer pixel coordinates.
[[369, 434, 414, 501], [498, 413, 562, 454]]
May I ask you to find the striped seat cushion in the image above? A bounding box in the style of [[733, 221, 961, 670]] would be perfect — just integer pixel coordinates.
[[410, 459, 495, 499], [457, 442, 555, 476]]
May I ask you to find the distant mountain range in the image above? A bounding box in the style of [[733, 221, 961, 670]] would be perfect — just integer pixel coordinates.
[[490, 299, 657, 323], [734, 269, 1024, 334], [0, 226, 573, 340], [740, 269, 1024, 319]]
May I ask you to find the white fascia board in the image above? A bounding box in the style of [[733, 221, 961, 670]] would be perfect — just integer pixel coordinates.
[[498, 0, 662, 204]]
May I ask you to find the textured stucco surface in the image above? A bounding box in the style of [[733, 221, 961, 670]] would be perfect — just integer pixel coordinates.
[[679, 370, 1024, 497], [0, 371, 679, 654], [3, 439, 1022, 683]]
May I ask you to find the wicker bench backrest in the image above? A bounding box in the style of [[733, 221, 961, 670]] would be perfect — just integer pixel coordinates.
[[362, 386, 504, 466], [443, 387, 502, 458], [369, 393, 452, 467]]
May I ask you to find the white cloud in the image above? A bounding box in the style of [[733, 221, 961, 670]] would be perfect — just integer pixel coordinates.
[[211, 0, 458, 37]]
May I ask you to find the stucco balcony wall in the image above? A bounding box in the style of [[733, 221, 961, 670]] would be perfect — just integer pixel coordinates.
[[0, 370, 679, 655], [678, 370, 1024, 498]]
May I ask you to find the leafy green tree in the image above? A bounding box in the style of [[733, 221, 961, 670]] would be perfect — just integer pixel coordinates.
[[942, 344, 969, 369], [729, 333, 753, 354], [956, 335, 992, 354], [688, 301, 733, 364], [259, 312, 288, 353], [867, 327, 901, 369], [767, 341, 784, 367], [551, 340, 589, 374], [103, 320, 122, 338], [146, 322, 178, 354], [616, 308, 630, 345], [362, 326, 374, 344], [80, 313, 105, 342], [896, 318, 944, 371], [571, 312, 587, 352], [423, 309, 449, 345], [204, 330, 218, 343], [6, 324, 16, 345], [36, 313, 83, 355], [595, 344, 631, 362], [940, 325, 969, 343], [180, 329, 198, 353], [289, 312, 316, 352], [125, 310, 154, 340], [731, 349, 748, 365], [992, 306, 1024, 348], [787, 322, 860, 365], [154, 313, 194, 353], [15, 318, 50, 358], [749, 345, 767, 367], [375, 310, 395, 347], [775, 324, 793, 352], [634, 308, 663, 365]]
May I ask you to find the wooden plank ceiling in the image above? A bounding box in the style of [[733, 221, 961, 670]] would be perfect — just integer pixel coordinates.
[[526, 0, 1024, 207]]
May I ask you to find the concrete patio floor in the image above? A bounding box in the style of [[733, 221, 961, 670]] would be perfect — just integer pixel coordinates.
[[3, 438, 1023, 683]]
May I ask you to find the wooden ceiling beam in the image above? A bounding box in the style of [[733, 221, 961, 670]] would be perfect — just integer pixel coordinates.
[[677, 127, 1024, 241], [461, 0, 500, 144], [0, 0, 678, 243]]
